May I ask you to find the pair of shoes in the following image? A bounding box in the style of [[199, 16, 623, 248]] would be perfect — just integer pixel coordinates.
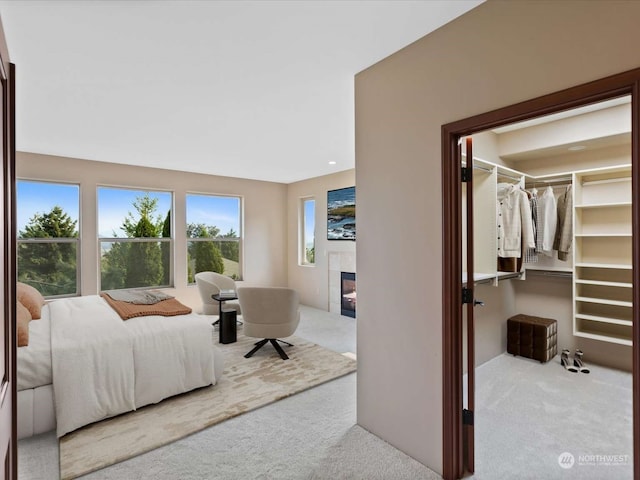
[[561, 349, 578, 373], [573, 349, 590, 374]]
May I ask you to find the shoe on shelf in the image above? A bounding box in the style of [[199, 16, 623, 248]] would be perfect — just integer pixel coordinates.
[[561, 349, 578, 373], [574, 349, 590, 374]]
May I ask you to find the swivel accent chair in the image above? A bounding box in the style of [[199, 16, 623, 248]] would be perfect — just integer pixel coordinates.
[[237, 287, 299, 360]]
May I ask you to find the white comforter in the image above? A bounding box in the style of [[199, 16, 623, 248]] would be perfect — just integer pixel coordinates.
[[50, 295, 216, 437]]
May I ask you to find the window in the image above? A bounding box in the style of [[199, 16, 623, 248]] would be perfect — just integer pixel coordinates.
[[17, 180, 80, 297], [186, 194, 241, 282], [301, 197, 315, 265], [98, 187, 172, 290]]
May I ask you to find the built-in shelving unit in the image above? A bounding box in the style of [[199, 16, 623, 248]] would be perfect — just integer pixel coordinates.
[[461, 158, 634, 345], [465, 157, 545, 286], [573, 165, 632, 346]]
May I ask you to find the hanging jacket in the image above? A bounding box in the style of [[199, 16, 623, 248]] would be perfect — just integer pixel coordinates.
[[497, 183, 535, 258], [553, 185, 573, 261]]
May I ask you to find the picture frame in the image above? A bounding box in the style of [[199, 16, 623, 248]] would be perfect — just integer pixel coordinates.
[[327, 186, 356, 241]]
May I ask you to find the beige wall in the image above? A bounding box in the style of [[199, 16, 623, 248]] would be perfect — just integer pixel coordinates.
[[16, 152, 288, 310], [287, 170, 356, 309], [355, 0, 640, 474]]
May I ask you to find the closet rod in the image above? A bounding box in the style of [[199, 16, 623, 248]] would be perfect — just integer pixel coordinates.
[[497, 172, 522, 182], [461, 160, 493, 175], [529, 176, 572, 184], [473, 164, 493, 174], [525, 178, 572, 188], [497, 272, 523, 281]]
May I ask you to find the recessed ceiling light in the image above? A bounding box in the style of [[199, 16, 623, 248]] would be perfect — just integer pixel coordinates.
[[568, 145, 586, 151], [328, 161, 337, 165]]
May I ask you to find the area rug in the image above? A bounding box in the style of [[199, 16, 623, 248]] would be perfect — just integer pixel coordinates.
[[58, 334, 357, 480]]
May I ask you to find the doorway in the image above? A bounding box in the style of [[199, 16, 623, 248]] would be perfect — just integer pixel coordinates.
[[442, 69, 640, 480]]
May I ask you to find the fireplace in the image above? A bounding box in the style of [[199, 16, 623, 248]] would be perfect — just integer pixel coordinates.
[[341, 272, 356, 318]]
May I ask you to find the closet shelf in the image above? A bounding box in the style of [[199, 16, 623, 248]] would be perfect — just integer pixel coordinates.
[[580, 177, 631, 187], [574, 330, 633, 347], [575, 279, 632, 288], [575, 233, 632, 238], [575, 313, 632, 327], [575, 296, 632, 308], [573, 165, 633, 346], [575, 262, 632, 270], [462, 272, 495, 285], [524, 266, 572, 273], [575, 202, 632, 209], [496, 271, 523, 281]]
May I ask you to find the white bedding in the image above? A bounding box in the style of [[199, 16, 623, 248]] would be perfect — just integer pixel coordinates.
[[48, 295, 217, 437], [17, 304, 52, 391]]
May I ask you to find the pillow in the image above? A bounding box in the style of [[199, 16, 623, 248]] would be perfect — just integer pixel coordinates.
[[16, 282, 45, 320], [17, 301, 32, 347]]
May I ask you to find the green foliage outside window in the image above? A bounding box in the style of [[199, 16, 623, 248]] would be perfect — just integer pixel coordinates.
[[161, 210, 171, 285], [18, 188, 240, 294], [186, 225, 240, 283], [100, 193, 169, 290], [306, 246, 315, 264], [18, 206, 78, 296]]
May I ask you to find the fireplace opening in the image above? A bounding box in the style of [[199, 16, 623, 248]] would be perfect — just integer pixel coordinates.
[[341, 272, 356, 318]]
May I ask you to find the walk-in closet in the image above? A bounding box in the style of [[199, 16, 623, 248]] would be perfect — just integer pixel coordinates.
[[461, 95, 633, 479]]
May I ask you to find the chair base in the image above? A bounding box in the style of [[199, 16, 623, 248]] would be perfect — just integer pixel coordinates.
[[245, 338, 294, 360]]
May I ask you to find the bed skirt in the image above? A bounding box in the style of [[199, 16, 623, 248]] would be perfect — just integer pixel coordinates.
[[18, 384, 56, 439]]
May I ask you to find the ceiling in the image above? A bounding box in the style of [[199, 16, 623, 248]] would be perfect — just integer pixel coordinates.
[[494, 96, 631, 162], [0, 0, 482, 184]]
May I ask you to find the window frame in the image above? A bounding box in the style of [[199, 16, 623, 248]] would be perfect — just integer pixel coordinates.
[[97, 185, 174, 291], [186, 192, 243, 283], [300, 196, 316, 266], [16, 179, 81, 298]]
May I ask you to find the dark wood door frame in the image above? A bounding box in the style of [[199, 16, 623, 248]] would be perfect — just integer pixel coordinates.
[[442, 67, 640, 480]]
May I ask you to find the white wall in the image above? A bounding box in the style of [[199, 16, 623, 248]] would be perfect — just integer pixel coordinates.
[[287, 170, 356, 309], [355, 0, 640, 474], [16, 152, 288, 310]]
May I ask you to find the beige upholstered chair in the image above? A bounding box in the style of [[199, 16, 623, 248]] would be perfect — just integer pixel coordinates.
[[194, 271, 241, 316], [237, 287, 300, 360]]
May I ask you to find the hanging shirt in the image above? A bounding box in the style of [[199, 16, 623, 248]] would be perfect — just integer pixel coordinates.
[[524, 190, 538, 263], [553, 185, 573, 261], [497, 183, 535, 258], [538, 186, 557, 257]]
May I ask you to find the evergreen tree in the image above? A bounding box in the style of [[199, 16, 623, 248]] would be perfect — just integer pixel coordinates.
[[100, 242, 128, 290], [220, 228, 239, 262], [18, 206, 78, 295], [187, 223, 224, 275], [123, 194, 164, 288]]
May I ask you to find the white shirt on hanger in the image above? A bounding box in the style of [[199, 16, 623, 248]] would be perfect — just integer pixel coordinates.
[[538, 186, 557, 256]]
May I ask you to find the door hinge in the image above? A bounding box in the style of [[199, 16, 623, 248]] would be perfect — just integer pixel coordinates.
[[463, 409, 474, 426], [461, 166, 471, 182], [462, 287, 473, 304]]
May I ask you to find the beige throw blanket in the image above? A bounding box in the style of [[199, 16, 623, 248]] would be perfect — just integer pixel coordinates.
[[101, 293, 192, 320]]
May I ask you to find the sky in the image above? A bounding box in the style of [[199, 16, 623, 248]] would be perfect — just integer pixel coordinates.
[[17, 181, 241, 238], [304, 198, 315, 248]]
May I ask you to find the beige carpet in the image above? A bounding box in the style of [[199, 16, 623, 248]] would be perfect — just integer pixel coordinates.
[[58, 334, 357, 480]]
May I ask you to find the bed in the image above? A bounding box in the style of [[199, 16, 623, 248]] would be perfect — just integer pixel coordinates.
[[17, 295, 225, 439]]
